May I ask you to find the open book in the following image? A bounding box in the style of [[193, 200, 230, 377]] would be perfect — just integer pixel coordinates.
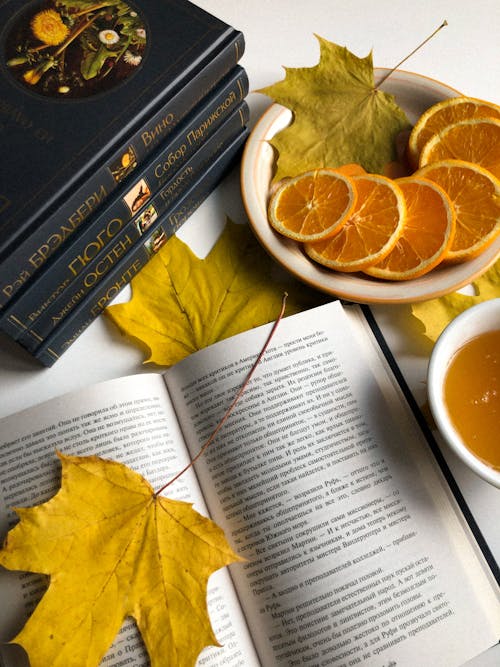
[[1, 301, 499, 667]]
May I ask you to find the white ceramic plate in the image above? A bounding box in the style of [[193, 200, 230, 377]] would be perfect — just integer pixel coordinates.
[[241, 69, 500, 303]]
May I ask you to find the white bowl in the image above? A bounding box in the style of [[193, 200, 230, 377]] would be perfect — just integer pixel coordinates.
[[427, 299, 500, 487], [241, 69, 500, 303]]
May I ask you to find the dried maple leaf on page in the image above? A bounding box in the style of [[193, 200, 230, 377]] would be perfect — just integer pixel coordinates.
[[258, 35, 410, 181], [105, 219, 322, 366], [0, 453, 241, 667]]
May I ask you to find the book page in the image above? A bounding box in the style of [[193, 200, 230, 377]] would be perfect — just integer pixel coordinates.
[[0, 373, 258, 667], [165, 300, 500, 667]]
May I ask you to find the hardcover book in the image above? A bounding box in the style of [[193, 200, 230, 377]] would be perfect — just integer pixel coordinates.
[[0, 66, 249, 341], [0, 0, 245, 307], [16, 101, 250, 350], [31, 122, 249, 365], [0, 301, 499, 666]]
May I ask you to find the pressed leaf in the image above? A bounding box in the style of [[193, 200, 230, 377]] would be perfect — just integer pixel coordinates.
[[410, 260, 500, 341], [258, 35, 410, 181], [105, 220, 323, 366], [0, 453, 241, 667]]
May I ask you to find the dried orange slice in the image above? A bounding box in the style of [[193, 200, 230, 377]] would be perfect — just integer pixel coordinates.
[[416, 159, 500, 263], [304, 174, 406, 272], [267, 168, 356, 242], [407, 96, 500, 169], [419, 118, 500, 179], [364, 177, 456, 280]]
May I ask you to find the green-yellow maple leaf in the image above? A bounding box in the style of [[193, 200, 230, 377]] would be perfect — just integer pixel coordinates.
[[411, 260, 500, 341], [258, 35, 411, 181], [105, 219, 324, 366], [0, 453, 241, 667]]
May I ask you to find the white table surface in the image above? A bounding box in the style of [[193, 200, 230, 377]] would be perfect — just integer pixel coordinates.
[[0, 2, 498, 665]]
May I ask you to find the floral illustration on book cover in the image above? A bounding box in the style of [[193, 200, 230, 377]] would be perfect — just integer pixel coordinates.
[[5, 0, 147, 98]]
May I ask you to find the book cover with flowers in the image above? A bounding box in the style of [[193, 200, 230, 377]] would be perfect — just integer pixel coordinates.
[[0, 0, 243, 288]]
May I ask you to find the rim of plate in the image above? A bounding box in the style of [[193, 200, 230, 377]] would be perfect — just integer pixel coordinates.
[[240, 68, 500, 304]]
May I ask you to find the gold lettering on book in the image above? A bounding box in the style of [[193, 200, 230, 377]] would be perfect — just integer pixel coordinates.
[[30, 234, 64, 268], [29, 186, 108, 270], [159, 166, 193, 201], [68, 217, 124, 277], [141, 113, 175, 146], [52, 288, 87, 324], [60, 321, 92, 350], [186, 91, 237, 148], [67, 185, 108, 228], [83, 235, 134, 288], [28, 278, 72, 321], [0, 98, 53, 143], [167, 193, 202, 232], [154, 144, 187, 182], [90, 259, 143, 316], [2, 270, 31, 298]]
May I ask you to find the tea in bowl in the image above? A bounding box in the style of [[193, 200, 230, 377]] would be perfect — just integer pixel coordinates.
[[427, 299, 500, 487]]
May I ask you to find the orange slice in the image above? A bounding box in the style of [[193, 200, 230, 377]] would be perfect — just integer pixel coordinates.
[[331, 163, 367, 177], [364, 177, 456, 280], [267, 168, 356, 242], [304, 174, 406, 272], [416, 159, 500, 263], [407, 96, 500, 169], [419, 118, 500, 179]]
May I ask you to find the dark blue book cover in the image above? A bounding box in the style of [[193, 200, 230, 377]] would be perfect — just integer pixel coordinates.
[[0, 0, 244, 302]]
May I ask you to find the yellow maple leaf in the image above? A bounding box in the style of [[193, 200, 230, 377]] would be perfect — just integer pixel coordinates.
[[411, 260, 500, 341], [257, 35, 410, 181], [105, 219, 325, 366], [0, 453, 241, 667]]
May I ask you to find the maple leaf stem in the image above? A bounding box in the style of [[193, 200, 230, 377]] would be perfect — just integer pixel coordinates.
[[155, 293, 289, 496], [376, 20, 448, 88]]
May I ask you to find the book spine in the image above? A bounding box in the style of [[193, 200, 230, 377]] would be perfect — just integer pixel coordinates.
[[0, 30, 245, 310], [16, 103, 249, 350], [31, 127, 249, 367], [0, 68, 249, 340]]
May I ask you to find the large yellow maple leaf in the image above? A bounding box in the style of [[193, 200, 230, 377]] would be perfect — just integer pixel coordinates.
[[258, 35, 410, 181], [0, 453, 241, 667], [105, 219, 324, 366]]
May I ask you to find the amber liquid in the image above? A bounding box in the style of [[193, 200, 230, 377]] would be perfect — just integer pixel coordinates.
[[444, 329, 500, 470]]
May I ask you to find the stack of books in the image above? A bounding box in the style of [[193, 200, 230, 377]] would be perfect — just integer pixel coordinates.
[[0, 0, 250, 366]]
